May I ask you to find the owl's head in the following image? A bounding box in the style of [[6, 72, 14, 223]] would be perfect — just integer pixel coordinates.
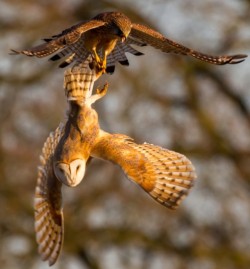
[[53, 159, 86, 187]]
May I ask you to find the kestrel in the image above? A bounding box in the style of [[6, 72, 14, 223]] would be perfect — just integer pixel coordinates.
[[11, 11, 247, 73], [35, 61, 196, 265]]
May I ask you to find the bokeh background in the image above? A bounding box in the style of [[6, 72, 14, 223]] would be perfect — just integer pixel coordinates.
[[1, 0, 250, 268]]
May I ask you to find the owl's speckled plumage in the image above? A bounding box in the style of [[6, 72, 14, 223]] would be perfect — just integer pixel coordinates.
[[34, 125, 64, 266], [36, 62, 196, 265], [11, 11, 247, 73]]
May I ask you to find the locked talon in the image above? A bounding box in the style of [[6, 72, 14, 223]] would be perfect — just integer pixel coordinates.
[[96, 83, 108, 95], [87, 83, 108, 105]]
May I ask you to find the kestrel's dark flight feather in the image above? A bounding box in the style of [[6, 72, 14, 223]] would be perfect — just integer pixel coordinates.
[[11, 11, 247, 73]]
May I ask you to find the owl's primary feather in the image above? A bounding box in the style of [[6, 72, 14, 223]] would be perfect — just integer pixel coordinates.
[[34, 125, 64, 266], [91, 133, 195, 209]]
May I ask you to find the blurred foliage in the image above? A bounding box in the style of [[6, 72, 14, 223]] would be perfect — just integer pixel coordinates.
[[0, 0, 250, 268]]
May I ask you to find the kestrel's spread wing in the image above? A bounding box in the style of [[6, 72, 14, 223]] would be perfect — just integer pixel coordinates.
[[34, 125, 64, 266], [11, 11, 247, 73], [129, 23, 247, 65], [92, 133, 196, 209], [12, 20, 106, 58]]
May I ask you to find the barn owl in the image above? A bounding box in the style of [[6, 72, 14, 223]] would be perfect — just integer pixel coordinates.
[[11, 11, 247, 73], [34, 61, 196, 265]]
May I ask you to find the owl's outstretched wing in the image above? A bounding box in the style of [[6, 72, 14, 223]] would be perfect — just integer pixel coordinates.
[[129, 23, 247, 65], [10, 20, 105, 58], [92, 133, 196, 209], [34, 125, 64, 266]]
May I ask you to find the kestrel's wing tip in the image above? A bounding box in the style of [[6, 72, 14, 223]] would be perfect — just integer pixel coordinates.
[[228, 54, 248, 64], [9, 49, 20, 55], [134, 51, 144, 56], [49, 54, 61, 61], [106, 65, 115, 74], [43, 37, 53, 42], [119, 59, 129, 66], [59, 61, 70, 68], [9, 48, 35, 57]]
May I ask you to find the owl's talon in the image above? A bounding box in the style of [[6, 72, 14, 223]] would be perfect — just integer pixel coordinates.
[[87, 83, 108, 105], [96, 83, 108, 95]]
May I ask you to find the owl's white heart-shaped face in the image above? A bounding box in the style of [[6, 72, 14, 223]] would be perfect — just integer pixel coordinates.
[[54, 159, 86, 187]]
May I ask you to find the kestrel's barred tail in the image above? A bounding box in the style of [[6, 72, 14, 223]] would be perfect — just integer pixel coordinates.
[[34, 125, 65, 266], [92, 133, 196, 209], [10, 20, 106, 58]]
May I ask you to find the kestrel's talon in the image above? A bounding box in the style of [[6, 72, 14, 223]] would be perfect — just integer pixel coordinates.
[[95, 58, 106, 73], [88, 60, 106, 76], [90, 51, 107, 74], [91, 50, 105, 69]]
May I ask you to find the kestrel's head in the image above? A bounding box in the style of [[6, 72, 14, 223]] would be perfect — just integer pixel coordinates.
[[94, 12, 132, 41]]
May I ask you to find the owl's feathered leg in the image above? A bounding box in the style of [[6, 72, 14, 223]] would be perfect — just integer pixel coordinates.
[[87, 83, 108, 106]]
